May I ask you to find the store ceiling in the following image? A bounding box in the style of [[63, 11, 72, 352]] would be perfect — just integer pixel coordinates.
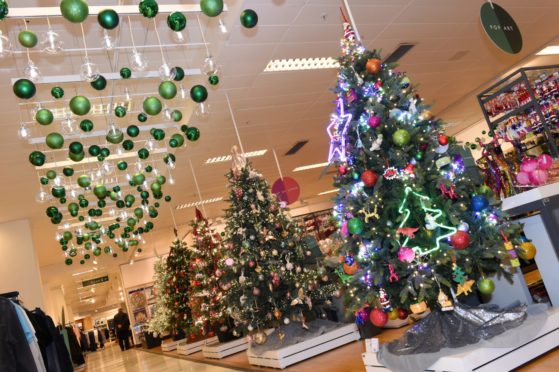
[[3, 1, 559, 315]]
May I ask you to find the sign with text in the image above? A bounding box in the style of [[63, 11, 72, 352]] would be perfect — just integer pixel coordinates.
[[82, 275, 109, 287], [480, 2, 522, 54]]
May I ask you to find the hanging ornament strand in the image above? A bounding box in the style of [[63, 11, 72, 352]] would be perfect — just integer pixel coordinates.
[[196, 14, 212, 58], [152, 17, 167, 65]]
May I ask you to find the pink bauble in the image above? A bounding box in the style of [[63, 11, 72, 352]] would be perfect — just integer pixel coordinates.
[[516, 171, 531, 185], [520, 158, 538, 173], [225, 258, 234, 266], [538, 154, 553, 170], [397, 247, 415, 263], [340, 221, 349, 238], [368, 115, 381, 128], [530, 169, 549, 186]]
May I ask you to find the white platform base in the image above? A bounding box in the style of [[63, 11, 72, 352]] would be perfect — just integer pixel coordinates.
[[363, 307, 559, 372], [161, 338, 185, 352], [176, 336, 219, 356], [202, 337, 249, 359], [247, 323, 360, 369]]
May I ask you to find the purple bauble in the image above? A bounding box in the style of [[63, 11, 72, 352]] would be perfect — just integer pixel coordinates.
[[368, 115, 381, 128]]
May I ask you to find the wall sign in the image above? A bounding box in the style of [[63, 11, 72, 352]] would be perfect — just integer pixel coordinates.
[[82, 275, 109, 287], [480, 2, 522, 54]]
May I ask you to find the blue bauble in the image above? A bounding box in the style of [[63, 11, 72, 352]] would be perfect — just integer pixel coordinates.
[[471, 195, 489, 212]]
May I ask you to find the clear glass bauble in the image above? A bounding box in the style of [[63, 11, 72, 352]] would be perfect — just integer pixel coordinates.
[[101, 30, 116, 51], [202, 56, 218, 76], [41, 29, 63, 55], [195, 102, 210, 119], [158, 62, 175, 81], [131, 50, 148, 72], [24, 60, 42, 82], [80, 58, 100, 82], [0, 30, 12, 58]]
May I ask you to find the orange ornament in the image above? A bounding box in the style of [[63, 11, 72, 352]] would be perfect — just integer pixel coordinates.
[[343, 261, 359, 275], [366, 58, 382, 74]]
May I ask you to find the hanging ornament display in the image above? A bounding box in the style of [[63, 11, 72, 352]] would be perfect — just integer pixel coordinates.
[[139, 0, 159, 18], [18, 30, 38, 48], [240, 9, 258, 28], [200, 0, 224, 17], [98, 9, 119, 29], [60, 0, 89, 23]]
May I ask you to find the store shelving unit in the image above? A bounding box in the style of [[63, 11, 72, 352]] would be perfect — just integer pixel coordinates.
[[477, 65, 559, 157]]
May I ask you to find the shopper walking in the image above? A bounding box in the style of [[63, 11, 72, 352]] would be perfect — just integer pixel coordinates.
[[113, 308, 131, 351]]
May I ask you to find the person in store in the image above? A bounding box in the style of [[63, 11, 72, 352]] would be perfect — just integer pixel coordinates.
[[113, 308, 131, 351]]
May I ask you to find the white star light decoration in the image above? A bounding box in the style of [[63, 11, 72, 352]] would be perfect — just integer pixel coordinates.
[[327, 98, 353, 163]]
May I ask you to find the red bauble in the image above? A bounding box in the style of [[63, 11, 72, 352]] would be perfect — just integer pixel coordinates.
[[361, 170, 378, 187], [404, 163, 415, 174], [338, 165, 347, 175], [366, 58, 382, 74], [397, 308, 408, 320], [451, 231, 470, 250], [343, 262, 359, 275], [419, 143, 428, 151], [438, 134, 449, 146], [370, 308, 388, 327], [374, 79, 383, 88]]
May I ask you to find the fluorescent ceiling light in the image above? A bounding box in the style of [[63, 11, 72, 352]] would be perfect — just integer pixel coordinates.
[[72, 269, 95, 277], [264, 57, 340, 72], [536, 46, 559, 55], [176, 197, 224, 210], [205, 149, 268, 164], [318, 189, 339, 196], [293, 162, 330, 172]]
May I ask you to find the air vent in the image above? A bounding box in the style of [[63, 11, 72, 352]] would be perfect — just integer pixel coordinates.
[[285, 140, 308, 156], [449, 51, 469, 61], [384, 43, 416, 64]]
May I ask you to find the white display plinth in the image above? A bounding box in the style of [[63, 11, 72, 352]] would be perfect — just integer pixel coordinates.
[[247, 323, 360, 369], [176, 336, 219, 355], [202, 337, 249, 359], [363, 307, 559, 372], [161, 338, 184, 352], [500, 182, 559, 212]]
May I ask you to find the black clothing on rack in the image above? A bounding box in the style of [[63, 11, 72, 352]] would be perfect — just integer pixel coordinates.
[[64, 327, 85, 365], [0, 297, 38, 372], [87, 331, 97, 352]]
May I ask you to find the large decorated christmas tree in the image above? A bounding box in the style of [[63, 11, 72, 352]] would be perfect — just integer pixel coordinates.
[[148, 257, 172, 336], [218, 148, 335, 342], [188, 208, 226, 337], [329, 18, 523, 325]]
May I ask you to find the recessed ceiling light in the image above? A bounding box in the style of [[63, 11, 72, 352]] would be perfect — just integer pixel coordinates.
[[318, 189, 339, 196], [205, 149, 268, 164], [293, 162, 330, 172], [264, 57, 339, 72], [176, 196, 224, 210], [536, 46, 559, 55]]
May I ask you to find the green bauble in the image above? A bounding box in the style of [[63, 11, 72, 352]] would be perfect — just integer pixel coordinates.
[[63, 231, 73, 241], [169, 133, 184, 148], [139, 0, 158, 18], [88, 145, 100, 156], [100, 148, 110, 157], [122, 140, 134, 151], [137, 113, 147, 122], [68, 203, 79, 216], [98, 199, 106, 208], [209, 74, 219, 85], [167, 12, 186, 32], [63, 167, 74, 177], [134, 207, 144, 219], [132, 172, 145, 185], [18, 30, 38, 48], [65, 258, 73, 266], [106, 128, 124, 144], [60, 0, 89, 23], [180, 124, 188, 132], [124, 194, 135, 206], [0, 1, 8, 20], [93, 248, 102, 257], [138, 148, 150, 159], [40, 177, 49, 185], [186, 127, 200, 141], [116, 200, 125, 208], [143, 96, 162, 116], [477, 278, 495, 295], [97, 154, 105, 161], [51, 86, 64, 99], [46, 170, 57, 180], [150, 182, 161, 193], [79, 198, 89, 208], [347, 217, 364, 235], [35, 109, 54, 125], [90, 75, 107, 90], [200, 0, 223, 17], [109, 191, 118, 201], [156, 175, 166, 185], [98, 9, 119, 30], [114, 105, 126, 118], [158, 81, 177, 100], [127, 217, 137, 228], [190, 85, 208, 103], [173, 66, 185, 81], [127, 125, 140, 137], [165, 195, 171, 202], [51, 186, 66, 198], [69, 96, 91, 116], [163, 153, 175, 165], [140, 191, 149, 199], [145, 165, 153, 173], [120, 67, 132, 79], [69, 151, 85, 162], [392, 129, 411, 147], [169, 138, 178, 148], [240, 9, 258, 28], [117, 161, 128, 170], [13, 79, 36, 99], [77, 175, 91, 188], [80, 119, 94, 132], [69, 141, 83, 154], [152, 129, 165, 141], [171, 110, 182, 122], [93, 184, 108, 199], [46, 133, 64, 149], [29, 151, 46, 166]]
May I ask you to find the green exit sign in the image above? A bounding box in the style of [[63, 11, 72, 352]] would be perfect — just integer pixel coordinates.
[[83, 275, 109, 287]]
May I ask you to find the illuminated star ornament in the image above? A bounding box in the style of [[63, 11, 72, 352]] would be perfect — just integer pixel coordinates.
[[327, 98, 353, 163]]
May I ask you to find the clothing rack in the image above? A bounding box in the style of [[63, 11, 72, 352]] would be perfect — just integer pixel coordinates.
[[0, 290, 19, 298]]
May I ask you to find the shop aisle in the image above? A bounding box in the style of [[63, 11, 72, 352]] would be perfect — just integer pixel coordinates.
[[85, 344, 237, 372]]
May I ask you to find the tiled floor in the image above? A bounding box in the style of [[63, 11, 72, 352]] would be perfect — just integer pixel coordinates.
[[85, 344, 237, 372]]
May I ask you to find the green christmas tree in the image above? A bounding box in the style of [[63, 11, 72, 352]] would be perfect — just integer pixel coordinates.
[[188, 208, 227, 337], [148, 257, 172, 336], [329, 19, 522, 320], [219, 148, 335, 340]]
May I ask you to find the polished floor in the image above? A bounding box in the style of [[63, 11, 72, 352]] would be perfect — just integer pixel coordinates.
[[85, 344, 237, 372]]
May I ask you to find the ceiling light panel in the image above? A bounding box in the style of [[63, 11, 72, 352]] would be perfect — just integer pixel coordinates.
[[264, 57, 340, 72], [176, 197, 224, 210], [293, 162, 330, 172], [205, 149, 268, 164], [536, 46, 559, 55], [318, 189, 339, 196]]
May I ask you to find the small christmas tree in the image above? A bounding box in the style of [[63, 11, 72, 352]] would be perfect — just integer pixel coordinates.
[[188, 208, 227, 337], [328, 17, 522, 324], [148, 257, 172, 336], [219, 147, 335, 341]]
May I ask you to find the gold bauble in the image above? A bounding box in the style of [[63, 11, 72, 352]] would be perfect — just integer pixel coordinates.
[[518, 242, 537, 260], [254, 331, 268, 345], [274, 308, 282, 319], [420, 110, 433, 121]]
